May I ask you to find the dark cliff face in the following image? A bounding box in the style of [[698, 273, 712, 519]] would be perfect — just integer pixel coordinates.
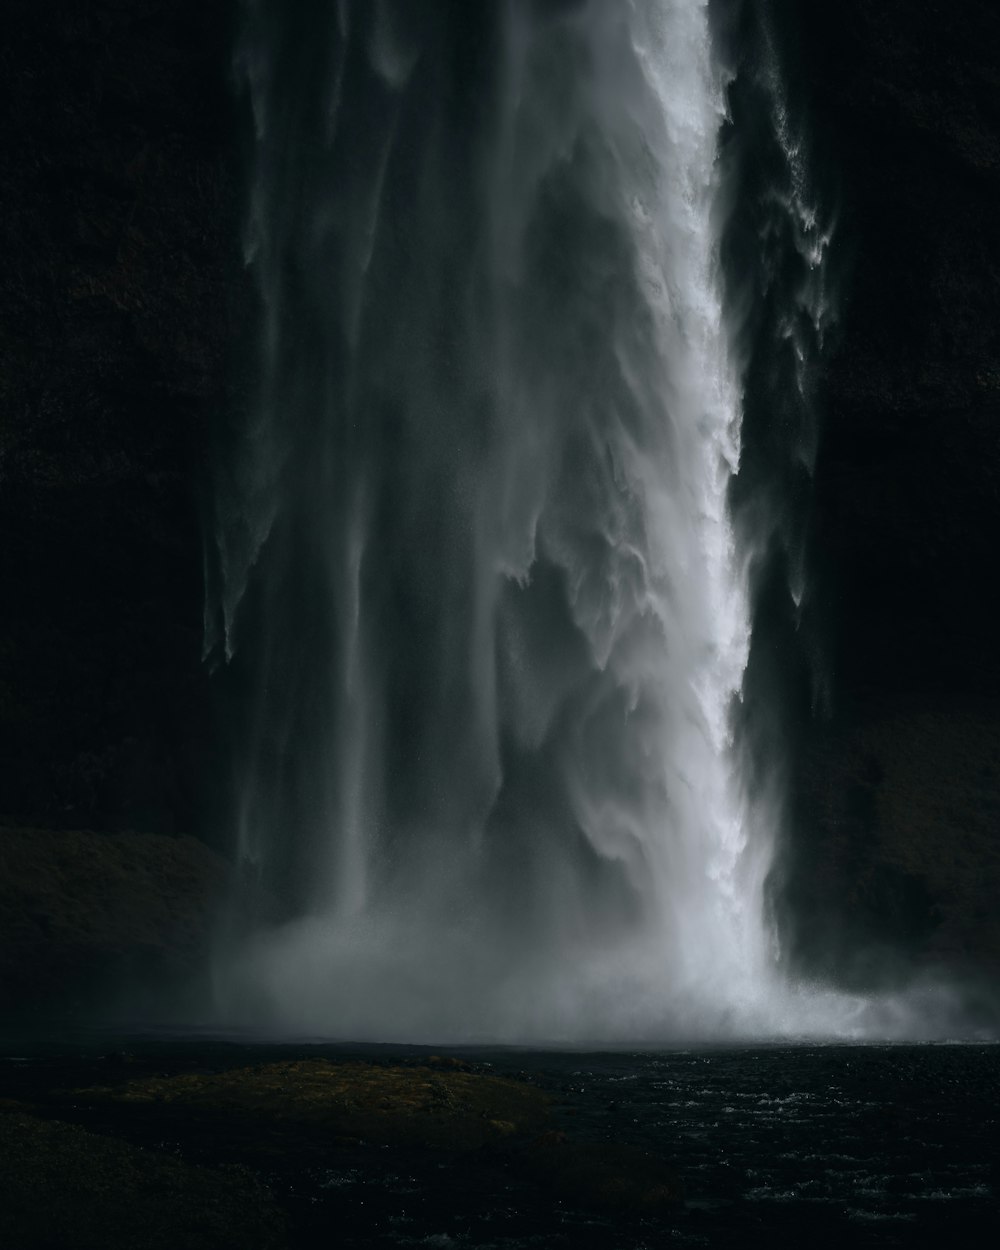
[[776, 0, 1000, 985], [0, 2, 997, 987], [805, 0, 1000, 702], [0, 0, 238, 837]]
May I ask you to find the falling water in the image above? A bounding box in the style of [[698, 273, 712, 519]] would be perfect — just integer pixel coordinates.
[[204, 0, 969, 1042]]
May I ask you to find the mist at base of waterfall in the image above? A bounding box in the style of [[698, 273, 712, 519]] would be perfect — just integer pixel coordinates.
[[212, 909, 991, 1045]]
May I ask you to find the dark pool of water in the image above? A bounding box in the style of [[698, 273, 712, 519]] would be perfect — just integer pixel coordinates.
[[1, 1034, 996, 1247]]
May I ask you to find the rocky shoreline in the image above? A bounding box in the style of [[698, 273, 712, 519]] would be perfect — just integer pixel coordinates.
[[0, 1052, 682, 1249]]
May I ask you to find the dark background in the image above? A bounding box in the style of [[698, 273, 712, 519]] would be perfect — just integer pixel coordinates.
[[1, 0, 997, 1008]]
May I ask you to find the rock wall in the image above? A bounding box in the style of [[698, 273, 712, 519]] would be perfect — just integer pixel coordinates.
[[806, 0, 1000, 700], [0, 0, 237, 837], [780, 0, 1000, 983], [0, 826, 230, 1012]]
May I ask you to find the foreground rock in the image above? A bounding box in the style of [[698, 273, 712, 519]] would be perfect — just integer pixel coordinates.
[[0, 1110, 287, 1250], [68, 1058, 683, 1215]]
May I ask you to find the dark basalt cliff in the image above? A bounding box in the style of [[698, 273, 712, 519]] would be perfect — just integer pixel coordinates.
[[807, 0, 1000, 700], [0, 0, 237, 838], [778, 0, 1000, 985], [0, 0, 997, 996]]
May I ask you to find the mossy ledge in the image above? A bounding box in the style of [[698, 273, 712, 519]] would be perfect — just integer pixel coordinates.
[[77, 1057, 553, 1150]]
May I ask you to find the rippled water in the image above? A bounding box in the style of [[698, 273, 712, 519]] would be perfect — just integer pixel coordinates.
[[525, 1044, 998, 1244], [384, 1043, 998, 1247], [2, 1037, 995, 1246]]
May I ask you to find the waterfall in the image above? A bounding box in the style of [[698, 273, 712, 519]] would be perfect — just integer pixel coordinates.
[[203, 0, 782, 1040], [206, 0, 964, 1042]]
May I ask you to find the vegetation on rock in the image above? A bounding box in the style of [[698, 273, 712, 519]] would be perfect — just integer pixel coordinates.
[[78, 1057, 552, 1149]]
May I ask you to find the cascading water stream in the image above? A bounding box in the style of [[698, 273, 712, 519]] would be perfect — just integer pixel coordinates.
[[204, 0, 969, 1041]]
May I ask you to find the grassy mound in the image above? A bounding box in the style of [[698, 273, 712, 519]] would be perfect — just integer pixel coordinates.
[[78, 1057, 552, 1149]]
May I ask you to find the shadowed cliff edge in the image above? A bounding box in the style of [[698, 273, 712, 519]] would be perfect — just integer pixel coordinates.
[[775, 0, 1000, 990]]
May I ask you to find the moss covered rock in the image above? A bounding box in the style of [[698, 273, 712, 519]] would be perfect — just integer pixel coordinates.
[[78, 1057, 552, 1150]]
